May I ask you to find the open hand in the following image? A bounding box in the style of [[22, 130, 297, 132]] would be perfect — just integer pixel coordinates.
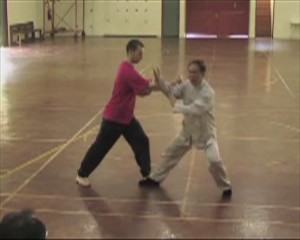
[[153, 67, 162, 86], [176, 74, 183, 84]]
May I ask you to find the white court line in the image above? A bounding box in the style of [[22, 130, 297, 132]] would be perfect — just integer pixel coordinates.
[[220, 135, 299, 142], [216, 108, 299, 113], [1, 206, 298, 228], [262, 52, 295, 98], [28, 211, 300, 227], [206, 46, 216, 83], [274, 69, 295, 98], [1, 192, 299, 211], [269, 121, 300, 133], [180, 149, 196, 217]]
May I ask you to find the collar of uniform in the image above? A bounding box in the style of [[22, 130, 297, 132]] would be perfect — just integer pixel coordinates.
[[196, 79, 205, 89]]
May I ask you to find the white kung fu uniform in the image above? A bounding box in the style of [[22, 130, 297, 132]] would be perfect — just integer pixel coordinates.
[[151, 79, 231, 191]]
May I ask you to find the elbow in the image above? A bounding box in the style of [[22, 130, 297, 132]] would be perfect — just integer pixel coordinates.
[[173, 93, 182, 99]]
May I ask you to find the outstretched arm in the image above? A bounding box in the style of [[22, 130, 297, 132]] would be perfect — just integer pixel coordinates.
[[128, 67, 159, 97], [137, 83, 160, 97], [153, 68, 184, 106]]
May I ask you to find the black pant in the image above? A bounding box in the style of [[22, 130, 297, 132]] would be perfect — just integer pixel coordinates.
[[78, 117, 151, 178]]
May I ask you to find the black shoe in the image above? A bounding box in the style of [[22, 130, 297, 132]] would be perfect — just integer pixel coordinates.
[[139, 178, 160, 187], [222, 189, 232, 198]]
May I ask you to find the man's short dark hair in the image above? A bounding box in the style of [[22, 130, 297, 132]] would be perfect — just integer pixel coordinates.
[[126, 39, 144, 53], [0, 209, 47, 239], [188, 60, 206, 74]]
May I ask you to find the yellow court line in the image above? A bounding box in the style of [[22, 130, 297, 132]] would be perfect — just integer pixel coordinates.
[[0, 63, 152, 207], [1, 64, 152, 180], [0, 146, 61, 180], [82, 125, 99, 143], [140, 63, 152, 75], [1, 207, 299, 228], [0, 108, 103, 208], [0, 126, 98, 180], [0, 137, 67, 143], [180, 148, 196, 216]]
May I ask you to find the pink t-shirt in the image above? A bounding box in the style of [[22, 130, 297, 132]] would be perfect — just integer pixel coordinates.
[[103, 61, 150, 124]]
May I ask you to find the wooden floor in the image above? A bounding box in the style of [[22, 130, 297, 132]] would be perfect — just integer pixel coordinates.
[[0, 37, 299, 239]]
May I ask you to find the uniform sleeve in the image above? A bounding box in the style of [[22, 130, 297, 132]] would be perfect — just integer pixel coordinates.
[[174, 93, 213, 116], [158, 79, 184, 99], [127, 67, 150, 94]]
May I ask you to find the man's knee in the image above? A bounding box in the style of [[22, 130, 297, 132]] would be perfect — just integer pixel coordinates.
[[137, 134, 149, 147], [207, 154, 222, 163], [206, 146, 221, 163]]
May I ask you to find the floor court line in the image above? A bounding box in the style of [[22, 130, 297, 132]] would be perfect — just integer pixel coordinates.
[[0, 108, 104, 208], [0, 146, 61, 180], [268, 121, 300, 133], [218, 109, 299, 113], [262, 52, 295, 98], [1, 127, 175, 181], [0, 65, 153, 180], [0, 207, 298, 228], [0, 64, 152, 207], [0, 193, 299, 211], [180, 148, 196, 217], [0, 126, 100, 180], [219, 135, 299, 142], [0, 119, 171, 180], [274, 68, 295, 98], [206, 45, 216, 83], [0, 137, 66, 142], [1, 124, 297, 181]]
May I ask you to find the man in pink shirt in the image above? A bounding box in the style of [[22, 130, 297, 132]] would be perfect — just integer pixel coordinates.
[[76, 39, 156, 187]]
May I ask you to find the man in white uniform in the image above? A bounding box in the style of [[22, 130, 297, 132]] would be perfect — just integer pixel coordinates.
[[139, 60, 232, 198]]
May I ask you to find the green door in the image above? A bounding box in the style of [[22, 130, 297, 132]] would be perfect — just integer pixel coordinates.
[[162, 0, 179, 37], [0, 0, 8, 46]]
